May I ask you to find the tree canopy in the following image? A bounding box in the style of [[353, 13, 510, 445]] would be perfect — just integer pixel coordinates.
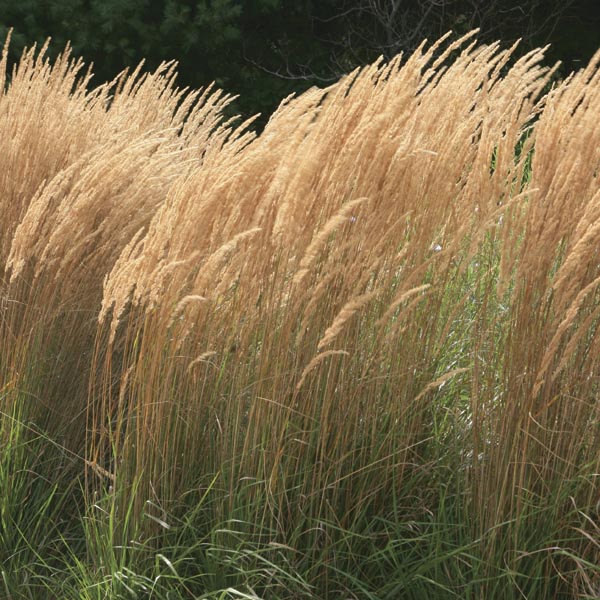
[[1, 0, 599, 126]]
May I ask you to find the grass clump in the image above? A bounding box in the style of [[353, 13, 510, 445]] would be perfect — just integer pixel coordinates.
[[1, 28, 599, 598]]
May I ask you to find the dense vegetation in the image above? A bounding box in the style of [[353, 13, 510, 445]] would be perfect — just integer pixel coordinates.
[[1, 0, 599, 126], [1, 31, 599, 598]]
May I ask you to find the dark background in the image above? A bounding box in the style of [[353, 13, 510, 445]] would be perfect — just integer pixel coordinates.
[[1, 1, 599, 127]]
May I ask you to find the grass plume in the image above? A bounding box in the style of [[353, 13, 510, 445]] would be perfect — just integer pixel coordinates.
[[1, 30, 599, 598]]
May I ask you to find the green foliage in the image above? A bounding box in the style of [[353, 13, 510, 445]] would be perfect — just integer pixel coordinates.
[[0, 0, 311, 125], [0, 406, 81, 599]]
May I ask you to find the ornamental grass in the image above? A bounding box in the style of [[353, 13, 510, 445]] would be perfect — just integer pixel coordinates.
[[1, 29, 599, 598]]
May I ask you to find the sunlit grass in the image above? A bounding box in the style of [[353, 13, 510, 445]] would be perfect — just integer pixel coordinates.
[[1, 29, 599, 598]]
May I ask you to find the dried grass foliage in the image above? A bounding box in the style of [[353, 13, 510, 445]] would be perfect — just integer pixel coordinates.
[[1, 30, 600, 587]]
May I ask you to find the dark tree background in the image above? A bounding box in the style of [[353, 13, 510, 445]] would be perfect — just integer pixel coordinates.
[[1, 0, 599, 127]]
